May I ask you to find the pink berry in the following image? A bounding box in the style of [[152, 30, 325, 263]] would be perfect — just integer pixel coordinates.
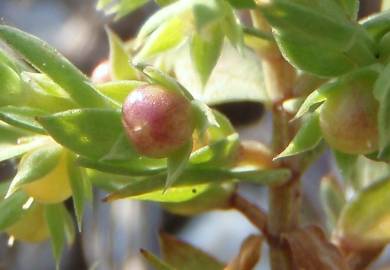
[[122, 85, 194, 158]]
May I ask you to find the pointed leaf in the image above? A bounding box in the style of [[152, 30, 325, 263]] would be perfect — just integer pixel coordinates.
[[0, 25, 115, 108], [135, 17, 187, 63], [190, 24, 224, 86], [114, 0, 149, 19], [0, 183, 29, 231], [226, 0, 255, 9], [37, 108, 136, 160], [67, 154, 91, 230], [0, 106, 46, 134], [361, 10, 390, 41], [106, 28, 138, 80], [0, 136, 46, 162], [45, 203, 68, 268], [160, 233, 224, 270], [0, 122, 31, 144], [275, 112, 322, 159]]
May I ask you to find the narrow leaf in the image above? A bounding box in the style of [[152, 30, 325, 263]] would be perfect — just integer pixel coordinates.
[[106, 28, 138, 80], [0, 106, 46, 134], [275, 112, 322, 159], [0, 183, 29, 231], [0, 25, 115, 108], [190, 25, 224, 86], [0, 136, 46, 162]]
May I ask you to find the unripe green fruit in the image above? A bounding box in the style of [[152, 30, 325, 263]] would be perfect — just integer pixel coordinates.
[[319, 76, 379, 155], [122, 85, 194, 158]]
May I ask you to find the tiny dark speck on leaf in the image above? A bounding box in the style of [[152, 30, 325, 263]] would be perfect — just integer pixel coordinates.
[[192, 189, 197, 194]]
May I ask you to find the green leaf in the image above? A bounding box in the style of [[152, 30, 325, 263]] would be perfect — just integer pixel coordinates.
[[361, 10, 390, 41], [320, 175, 346, 230], [175, 42, 267, 104], [221, 2, 244, 49], [0, 136, 47, 162], [0, 122, 31, 144], [192, 0, 225, 31], [294, 87, 329, 120], [114, 0, 149, 20], [0, 62, 23, 106], [6, 144, 62, 198], [105, 167, 290, 201], [96, 0, 112, 10], [373, 62, 390, 155], [20, 72, 76, 112], [137, 1, 192, 41], [190, 25, 224, 86], [338, 176, 390, 249], [161, 183, 234, 215], [45, 204, 69, 269], [259, 1, 376, 77], [0, 184, 29, 231], [106, 28, 138, 80], [140, 249, 175, 270], [155, 0, 176, 5], [142, 66, 194, 100], [135, 17, 187, 63], [191, 100, 219, 139], [166, 140, 192, 188], [336, 0, 359, 19], [0, 47, 22, 72], [383, 0, 390, 10], [77, 156, 165, 176], [0, 106, 46, 134], [190, 133, 239, 166], [160, 233, 225, 270], [96, 80, 145, 104], [67, 154, 91, 231], [37, 108, 136, 160], [275, 112, 322, 159], [226, 0, 255, 9], [379, 32, 390, 62], [0, 25, 115, 108]]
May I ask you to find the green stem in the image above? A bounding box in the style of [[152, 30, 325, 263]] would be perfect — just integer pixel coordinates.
[[242, 26, 275, 42]]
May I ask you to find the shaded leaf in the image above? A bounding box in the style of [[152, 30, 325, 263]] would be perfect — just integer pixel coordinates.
[[160, 233, 224, 270], [0, 122, 31, 144], [0, 106, 46, 134], [0, 25, 115, 108], [226, 0, 255, 9], [361, 10, 390, 41], [0, 62, 23, 106]]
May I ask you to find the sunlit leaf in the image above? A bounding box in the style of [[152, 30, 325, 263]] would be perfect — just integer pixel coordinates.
[[37, 108, 136, 160], [106, 28, 138, 80], [190, 24, 223, 86], [0, 25, 115, 108], [0, 122, 31, 144], [0, 136, 46, 162], [0, 62, 23, 106], [361, 10, 390, 41], [0, 106, 46, 134], [96, 80, 145, 104]]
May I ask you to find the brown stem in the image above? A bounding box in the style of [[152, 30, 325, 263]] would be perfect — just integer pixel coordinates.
[[230, 193, 268, 236]]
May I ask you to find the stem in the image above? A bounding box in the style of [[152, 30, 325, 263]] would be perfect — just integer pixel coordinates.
[[251, 9, 299, 270], [230, 193, 268, 236]]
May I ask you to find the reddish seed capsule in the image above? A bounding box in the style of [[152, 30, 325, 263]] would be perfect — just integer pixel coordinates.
[[122, 85, 194, 158]]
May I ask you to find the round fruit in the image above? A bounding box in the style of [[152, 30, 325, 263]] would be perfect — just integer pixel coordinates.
[[122, 84, 194, 158], [319, 76, 379, 155], [22, 150, 72, 204], [6, 204, 49, 243]]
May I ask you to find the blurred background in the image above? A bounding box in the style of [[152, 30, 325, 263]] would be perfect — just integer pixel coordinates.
[[0, 0, 385, 269]]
